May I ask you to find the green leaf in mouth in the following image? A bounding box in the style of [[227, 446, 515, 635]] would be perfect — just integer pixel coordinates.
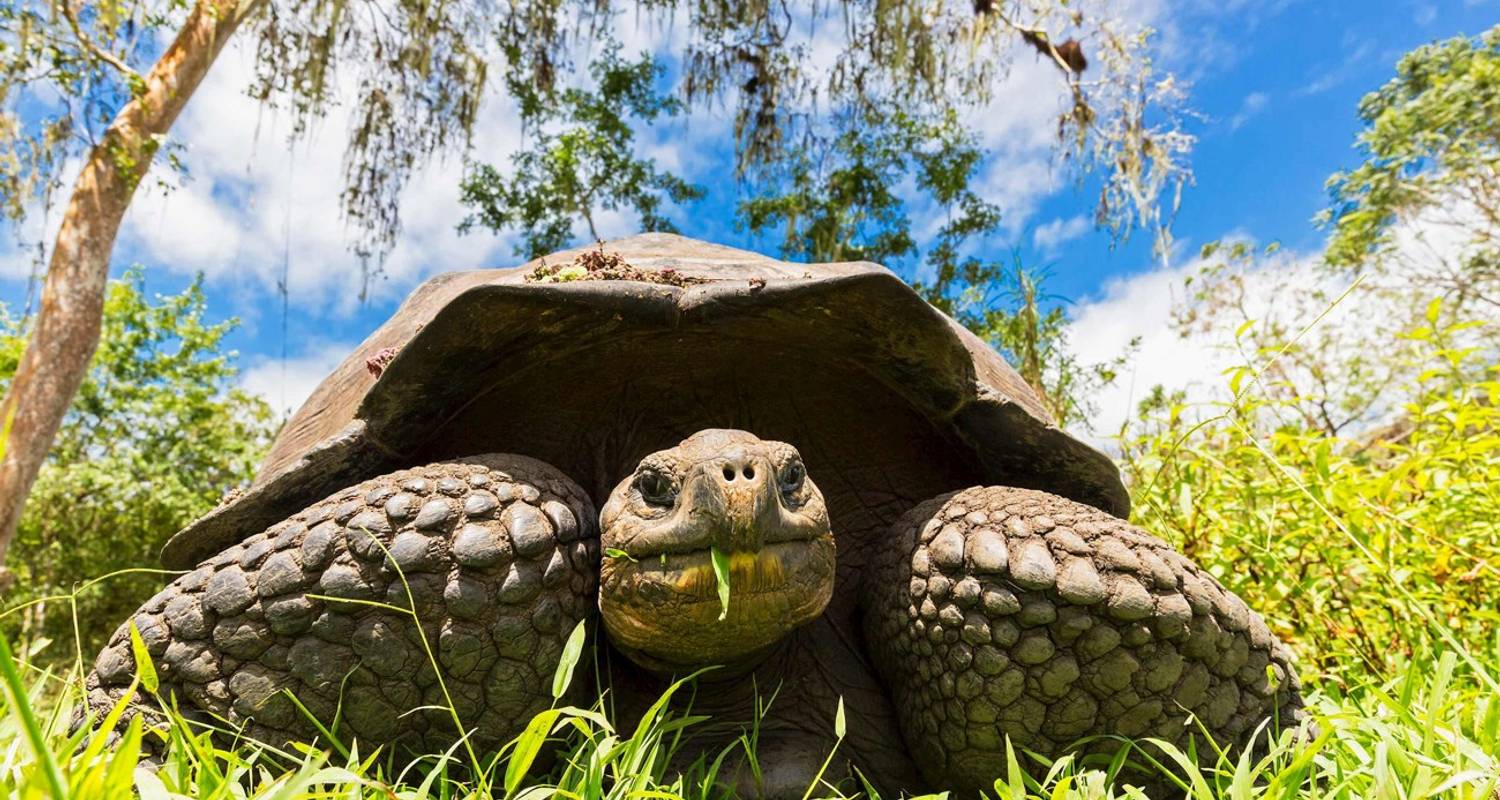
[[603, 547, 637, 563], [710, 545, 731, 621]]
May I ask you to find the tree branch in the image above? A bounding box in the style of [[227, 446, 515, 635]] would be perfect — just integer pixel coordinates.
[[58, 1, 140, 80], [988, 12, 1088, 79]]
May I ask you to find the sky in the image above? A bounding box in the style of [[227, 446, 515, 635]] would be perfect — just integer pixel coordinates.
[[0, 0, 1495, 440]]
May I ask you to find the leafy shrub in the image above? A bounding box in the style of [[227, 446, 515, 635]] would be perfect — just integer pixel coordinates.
[[1119, 302, 1499, 684], [0, 272, 274, 660]]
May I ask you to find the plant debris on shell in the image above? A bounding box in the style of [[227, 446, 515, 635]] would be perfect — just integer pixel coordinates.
[[525, 242, 711, 287], [365, 346, 401, 378]]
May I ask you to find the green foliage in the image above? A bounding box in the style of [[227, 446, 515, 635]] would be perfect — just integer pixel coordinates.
[[742, 108, 1127, 428], [1108, 263, 1500, 797], [738, 107, 941, 265], [0, 272, 274, 658], [459, 46, 704, 258], [1320, 25, 1500, 310], [1122, 299, 1499, 683]]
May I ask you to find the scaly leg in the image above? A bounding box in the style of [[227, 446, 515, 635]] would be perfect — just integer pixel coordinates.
[[863, 486, 1302, 793], [84, 454, 599, 758]]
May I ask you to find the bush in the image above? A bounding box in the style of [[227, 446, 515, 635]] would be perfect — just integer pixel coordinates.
[[1119, 303, 1499, 685], [0, 272, 274, 660]]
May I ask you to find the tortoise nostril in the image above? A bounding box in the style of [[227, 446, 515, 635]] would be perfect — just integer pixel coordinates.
[[722, 465, 735, 481], [743, 465, 755, 480]]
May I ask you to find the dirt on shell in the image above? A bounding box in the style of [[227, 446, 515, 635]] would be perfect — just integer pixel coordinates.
[[525, 243, 711, 287]]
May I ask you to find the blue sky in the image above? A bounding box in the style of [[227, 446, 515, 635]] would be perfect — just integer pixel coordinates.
[[1034, 0, 1495, 298], [1, 0, 1494, 428]]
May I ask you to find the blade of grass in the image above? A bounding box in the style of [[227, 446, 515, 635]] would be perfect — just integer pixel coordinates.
[[127, 620, 158, 693], [553, 620, 588, 700], [800, 697, 846, 800], [505, 707, 563, 797], [0, 629, 65, 800]]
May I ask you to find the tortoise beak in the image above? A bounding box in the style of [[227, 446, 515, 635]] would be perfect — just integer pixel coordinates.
[[685, 451, 780, 552]]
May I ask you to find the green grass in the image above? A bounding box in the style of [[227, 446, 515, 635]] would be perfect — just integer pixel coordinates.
[[0, 622, 1496, 798]]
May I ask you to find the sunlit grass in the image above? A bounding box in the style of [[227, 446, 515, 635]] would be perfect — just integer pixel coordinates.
[[0, 614, 1496, 799]]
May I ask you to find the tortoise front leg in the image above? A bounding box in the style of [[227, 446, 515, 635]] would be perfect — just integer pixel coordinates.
[[862, 486, 1303, 794], [85, 454, 599, 758]]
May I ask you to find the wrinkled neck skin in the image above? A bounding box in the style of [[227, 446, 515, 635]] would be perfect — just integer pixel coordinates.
[[622, 624, 797, 683], [597, 429, 837, 677]]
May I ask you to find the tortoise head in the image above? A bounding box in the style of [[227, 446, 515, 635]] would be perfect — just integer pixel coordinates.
[[598, 429, 836, 671]]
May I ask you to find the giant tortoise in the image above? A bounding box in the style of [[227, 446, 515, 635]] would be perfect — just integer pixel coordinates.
[[87, 233, 1302, 795]]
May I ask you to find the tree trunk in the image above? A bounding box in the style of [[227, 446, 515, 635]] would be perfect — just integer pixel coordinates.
[[0, 0, 266, 573]]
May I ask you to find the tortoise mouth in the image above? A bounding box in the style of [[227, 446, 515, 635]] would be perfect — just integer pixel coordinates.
[[608, 521, 828, 560], [613, 538, 834, 599], [599, 536, 836, 670]]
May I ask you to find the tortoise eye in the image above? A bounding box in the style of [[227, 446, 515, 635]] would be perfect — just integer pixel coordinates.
[[779, 460, 806, 497], [636, 470, 676, 507]]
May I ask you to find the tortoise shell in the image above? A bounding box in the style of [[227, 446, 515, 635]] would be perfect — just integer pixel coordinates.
[[163, 233, 1128, 569]]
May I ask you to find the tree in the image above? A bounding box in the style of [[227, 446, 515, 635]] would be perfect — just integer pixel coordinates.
[[1171, 29, 1500, 440], [1172, 240, 1422, 438], [741, 107, 1129, 427], [0, 0, 1192, 566], [738, 106, 933, 265], [1319, 25, 1500, 312], [0, 0, 264, 575], [459, 46, 704, 259], [0, 271, 273, 656]]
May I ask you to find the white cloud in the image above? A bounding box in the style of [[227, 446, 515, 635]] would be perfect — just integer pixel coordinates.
[[1066, 258, 1219, 440], [1065, 241, 1348, 442], [1228, 91, 1269, 131], [1033, 215, 1091, 254], [241, 340, 356, 419], [610, 11, 688, 55], [117, 38, 526, 317], [965, 54, 1070, 234]]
